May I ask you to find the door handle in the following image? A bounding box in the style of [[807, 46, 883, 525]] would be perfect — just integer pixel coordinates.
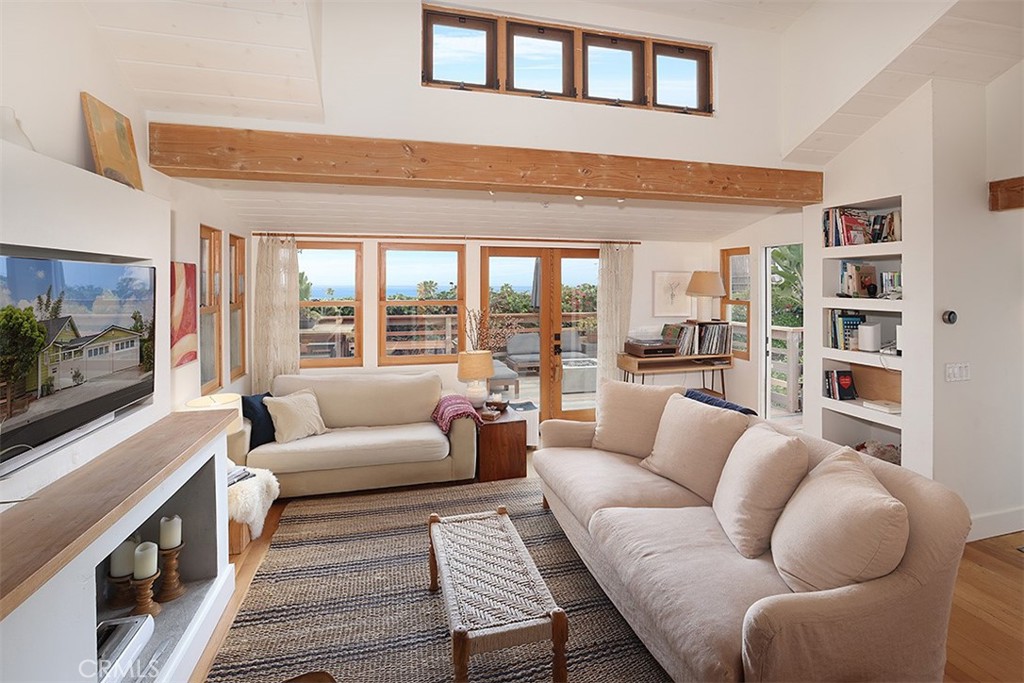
[[553, 344, 563, 356]]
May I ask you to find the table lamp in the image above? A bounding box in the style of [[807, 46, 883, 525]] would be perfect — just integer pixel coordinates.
[[686, 271, 726, 322], [457, 350, 494, 408], [184, 392, 243, 434]]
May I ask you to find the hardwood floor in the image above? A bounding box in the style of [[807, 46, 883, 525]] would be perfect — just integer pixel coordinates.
[[194, 508, 1023, 682]]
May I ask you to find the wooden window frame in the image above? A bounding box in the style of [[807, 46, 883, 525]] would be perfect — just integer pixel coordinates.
[[377, 243, 465, 367], [199, 225, 222, 395], [228, 234, 246, 381], [652, 42, 712, 113], [423, 9, 498, 89], [582, 33, 645, 105], [297, 241, 363, 369], [720, 247, 751, 361], [506, 22, 574, 97]]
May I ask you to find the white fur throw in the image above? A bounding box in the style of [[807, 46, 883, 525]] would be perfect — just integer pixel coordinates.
[[228, 467, 280, 539]]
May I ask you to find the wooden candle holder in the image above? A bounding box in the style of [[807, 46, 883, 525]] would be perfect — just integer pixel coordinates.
[[130, 570, 161, 617], [155, 543, 186, 603], [106, 574, 134, 609]]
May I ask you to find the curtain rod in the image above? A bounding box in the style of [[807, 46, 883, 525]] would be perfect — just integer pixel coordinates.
[[249, 231, 640, 246]]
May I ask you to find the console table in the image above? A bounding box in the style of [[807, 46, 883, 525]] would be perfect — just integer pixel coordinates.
[[0, 410, 236, 682], [616, 353, 733, 399]]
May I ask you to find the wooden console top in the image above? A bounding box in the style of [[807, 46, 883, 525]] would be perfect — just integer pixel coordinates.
[[0, 410, 235, 620]]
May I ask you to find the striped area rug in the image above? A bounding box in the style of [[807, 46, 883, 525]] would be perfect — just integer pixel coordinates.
[[208, 478, 670, 683]]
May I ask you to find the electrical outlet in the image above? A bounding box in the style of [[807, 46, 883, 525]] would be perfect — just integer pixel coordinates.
[[944, 363, 971, 382]]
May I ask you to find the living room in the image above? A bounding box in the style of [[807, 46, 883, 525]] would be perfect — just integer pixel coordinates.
[[0, 0, 1021, 681]]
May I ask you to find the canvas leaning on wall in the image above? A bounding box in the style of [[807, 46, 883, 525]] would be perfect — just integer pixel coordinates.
[[171, 262, 198, 368], [652, 271, 693, 317], [80, 91, 143, 190]]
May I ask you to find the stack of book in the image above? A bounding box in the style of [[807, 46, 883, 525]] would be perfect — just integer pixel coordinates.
[[824, 370, 857, 400], [228, 465, 254, 487], [827, 310, 867, 350], [823, 208, 902, 247], [697, 323, 731, 355]]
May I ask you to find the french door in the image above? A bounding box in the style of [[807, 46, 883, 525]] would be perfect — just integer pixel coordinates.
[[481, 247, 599, 421]]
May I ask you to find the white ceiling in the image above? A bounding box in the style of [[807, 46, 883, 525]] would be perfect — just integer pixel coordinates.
[[786, 0, 1024, 165], [195, 179, 792, 241], [588, 0, 815, 33]]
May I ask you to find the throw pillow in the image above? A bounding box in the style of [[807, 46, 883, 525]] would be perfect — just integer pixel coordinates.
[[640, 394, 750, 502], [683, 388, 758, 416], [263, 389, 328, 444], [241, 392, 275, 450], [712, 423, 809, 558], [592, 381, 686, 458], [771, 448, 910, 592]]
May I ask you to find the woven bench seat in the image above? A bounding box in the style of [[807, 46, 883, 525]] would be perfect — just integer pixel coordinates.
[[428, 507, 568, 682]]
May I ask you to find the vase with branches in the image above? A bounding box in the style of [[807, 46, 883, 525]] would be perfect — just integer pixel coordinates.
[[466, 309, 522, 352]]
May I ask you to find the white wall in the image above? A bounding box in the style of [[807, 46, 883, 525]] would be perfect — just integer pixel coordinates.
[[713, 212, 803, 411], [986, 61, 1024, 181], [0, 0, 250, 409], [780, 0, 953, 155]]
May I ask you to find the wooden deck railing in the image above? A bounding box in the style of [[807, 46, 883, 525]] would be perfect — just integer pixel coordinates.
[[770, 326, 804, 414]]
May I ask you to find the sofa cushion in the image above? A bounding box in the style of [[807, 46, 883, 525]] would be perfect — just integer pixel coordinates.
[[640, 394, 749, 502], [684, 388, 758, 416], [533, 447, 705, 528], [713, 423, 809, 558], [263, 389, 327, 444], [247, 422, 450, 474], [272, 372, 441, 428], [772, 448, 910, 592], [241, 392, 275, 450], [592, 381, 685, 458], [589, 506, 791, 681]]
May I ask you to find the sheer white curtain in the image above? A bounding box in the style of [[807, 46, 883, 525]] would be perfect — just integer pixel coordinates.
[[597, 243, 634, 384], [252, 236, 300, 393]]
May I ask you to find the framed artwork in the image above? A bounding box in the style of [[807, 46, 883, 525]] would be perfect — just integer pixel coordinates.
[[652, 271, 693, 317], [80, 92, 143, 190], [171, 262, 198, 368]]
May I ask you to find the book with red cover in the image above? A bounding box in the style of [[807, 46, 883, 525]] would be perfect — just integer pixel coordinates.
[[835, 370, 857, 400]]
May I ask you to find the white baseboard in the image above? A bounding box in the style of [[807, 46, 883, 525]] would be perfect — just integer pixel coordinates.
[[968, 506, 1024, 541]]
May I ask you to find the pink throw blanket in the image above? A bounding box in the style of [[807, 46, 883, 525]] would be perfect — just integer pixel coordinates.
[[432, 395, 483, 434]]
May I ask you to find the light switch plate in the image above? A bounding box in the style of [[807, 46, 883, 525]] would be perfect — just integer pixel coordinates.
[[945, 362, 971, 382]]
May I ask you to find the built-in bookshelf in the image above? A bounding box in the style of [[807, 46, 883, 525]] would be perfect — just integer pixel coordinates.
[[814, 196, 904, 452]]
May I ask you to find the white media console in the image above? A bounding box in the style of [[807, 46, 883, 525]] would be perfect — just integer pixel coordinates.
[[0, 411, 236, 682]]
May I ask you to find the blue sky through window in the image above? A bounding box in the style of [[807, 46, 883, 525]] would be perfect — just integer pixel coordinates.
[[512, 35, 563, 92], [587, 45, 633, 100], [432, 24, 487, 85], [656, 54, 698, 108]]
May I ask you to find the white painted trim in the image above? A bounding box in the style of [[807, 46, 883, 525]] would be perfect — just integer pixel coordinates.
[[967, 506, 1024, 542]]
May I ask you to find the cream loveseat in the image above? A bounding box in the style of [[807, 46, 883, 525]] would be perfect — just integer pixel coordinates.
[[232, 373, 476, 497], [534, 382, 971, 682]]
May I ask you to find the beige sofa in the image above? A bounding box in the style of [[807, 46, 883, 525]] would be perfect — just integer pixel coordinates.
[[231, 372, 476, 497], [534, 390, 971, 682]]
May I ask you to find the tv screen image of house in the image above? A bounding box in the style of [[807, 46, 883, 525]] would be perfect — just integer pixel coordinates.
[[0, 255, 156, 462]]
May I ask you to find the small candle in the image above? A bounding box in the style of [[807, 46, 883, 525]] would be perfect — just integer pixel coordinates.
[[159, 515, 182, 549], [489, 393, 501, 401], [110, 539, 137, 577], [134, 542, 158, 579]]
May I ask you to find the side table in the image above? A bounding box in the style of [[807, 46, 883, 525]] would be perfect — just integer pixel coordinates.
[[477, 410, 527, 482]]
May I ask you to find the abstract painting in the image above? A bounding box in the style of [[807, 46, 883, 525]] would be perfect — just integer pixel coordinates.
[[80, 92, 143, 190], [171, 262, 198, 368]]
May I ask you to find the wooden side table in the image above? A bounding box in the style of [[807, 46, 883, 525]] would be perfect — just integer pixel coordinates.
[[477, 410, 527, 482]]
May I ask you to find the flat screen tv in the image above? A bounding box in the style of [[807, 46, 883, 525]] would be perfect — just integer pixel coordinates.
[[0, 253, 155, 474]]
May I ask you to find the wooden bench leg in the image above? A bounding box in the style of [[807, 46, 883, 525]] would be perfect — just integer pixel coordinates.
[[428, 513, 440, 592], [453, 626, 470, 683], [542, 496, 549, 510], [551, 607, 568, 682]]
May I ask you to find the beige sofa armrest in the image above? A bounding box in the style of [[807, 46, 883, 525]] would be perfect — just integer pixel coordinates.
[[227, 421, 251, 466], [539, 420, 596, 449], [742, 567, 957, 682], [447, 415, 478, 480]]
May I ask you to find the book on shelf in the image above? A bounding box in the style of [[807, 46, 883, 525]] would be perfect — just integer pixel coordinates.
[[696, 321, 731, 355], [838, 261, 877, 297], [823, 207, 902, 247], [827, 310, 867, 350], [861, 399, 901, 414], [823, 370, 857, 400]]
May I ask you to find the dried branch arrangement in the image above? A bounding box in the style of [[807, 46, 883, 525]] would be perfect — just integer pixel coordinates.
[[466, 309, 522, 352]]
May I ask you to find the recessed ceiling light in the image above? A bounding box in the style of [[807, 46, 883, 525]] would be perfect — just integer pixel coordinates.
[[616, 198, 626, 204], [574, 195, 584, 201], [488, 189, 495, 196]]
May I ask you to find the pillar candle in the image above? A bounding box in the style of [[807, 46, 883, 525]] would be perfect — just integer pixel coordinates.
[[110, 539, 137, 577], [134, 542, 158, 579], [159, 515, 182, 549]]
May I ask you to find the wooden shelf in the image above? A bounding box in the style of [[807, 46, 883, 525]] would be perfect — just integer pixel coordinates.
[[823, 297, 903, 313], [0, 410, 236, 620], [822, 348, 903, 371], [822, 397, 902, 430], [616, 352, 732, 375], [822, 242, 903, 259]]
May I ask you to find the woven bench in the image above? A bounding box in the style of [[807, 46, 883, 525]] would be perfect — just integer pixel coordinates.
[[428, 507, 568, 682]]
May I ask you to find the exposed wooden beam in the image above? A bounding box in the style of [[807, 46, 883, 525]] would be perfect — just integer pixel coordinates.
[[989, 176, 1024, 211], [149, 123, 822, 208]]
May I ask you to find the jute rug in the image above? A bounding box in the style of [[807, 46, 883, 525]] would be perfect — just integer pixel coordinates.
[[207, 478, 671, 683]]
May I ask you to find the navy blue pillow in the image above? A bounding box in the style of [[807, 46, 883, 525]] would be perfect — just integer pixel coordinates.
[[684, 389, 757, 416], [241, 392, 275, 450]]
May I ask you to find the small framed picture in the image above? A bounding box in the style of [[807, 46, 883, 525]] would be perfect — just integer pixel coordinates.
[[652, 271, 693, 317]]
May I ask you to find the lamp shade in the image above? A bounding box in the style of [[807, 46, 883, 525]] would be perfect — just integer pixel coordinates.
[[457, 350, 494, 381], [184, 392, 243, 434], [686, 271, 726, 297]]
